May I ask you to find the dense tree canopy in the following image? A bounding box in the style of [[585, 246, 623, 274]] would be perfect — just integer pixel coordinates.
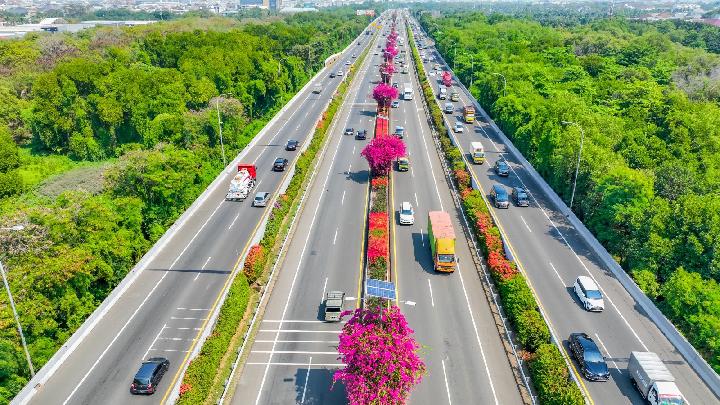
[[419, 10, 720, 372], [0, 10, 368, 403]]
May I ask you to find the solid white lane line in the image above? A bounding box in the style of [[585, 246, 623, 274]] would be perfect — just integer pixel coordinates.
[[353, 145, 356, 155], [258, 329, 342, 334], [255, 340, 338, 343], [247, 362, 344, 367], [411, 167, 415, 177], [549, 262, 565, 286], [420, 229, 424, 246], [301, 357, 312, 404], [194, 256, 212, 281], [322, 277, 328, 304], [173, 327, 201, 330], [594, 333, 619, 370], [228, 213, 240, 230], [333, 228, 338, 245], [457, 266, 499, 404], [414, 192, 419, 207], [520, 215, 532, 232], [441, 359, 453, 405], [176, 308, 210, 311], [428, 279, 435, 307], [255, 72, 357, 403], [341, 190, 346, 205], [252, 350, 337, 355]]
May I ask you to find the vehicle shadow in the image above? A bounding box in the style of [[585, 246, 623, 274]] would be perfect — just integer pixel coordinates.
[[294, 368, 347, 405], [347, 169, 369, 184], [412, 231, 438, 275]]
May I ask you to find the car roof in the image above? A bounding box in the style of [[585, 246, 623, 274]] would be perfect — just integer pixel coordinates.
[[575, 334, 600, 353], [576, 275, 599, 289], [255, 192, 269, 197], [401, 201, 412, 210], [136, 361, 160, 378], [492, 184, 506, 192]]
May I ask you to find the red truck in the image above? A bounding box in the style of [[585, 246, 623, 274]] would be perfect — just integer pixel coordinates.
[[442, 71, 452, 88]]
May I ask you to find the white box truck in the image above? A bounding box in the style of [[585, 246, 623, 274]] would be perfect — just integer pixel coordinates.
[[628, 351, 685, 405], [403, 83, 413, 100]]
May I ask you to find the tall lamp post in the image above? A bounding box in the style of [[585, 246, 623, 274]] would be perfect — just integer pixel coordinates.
[[215, 93, 232, 167], [0, 225, 35, 378], [561, 121, 586, 210], [492, 72, 506, 98]]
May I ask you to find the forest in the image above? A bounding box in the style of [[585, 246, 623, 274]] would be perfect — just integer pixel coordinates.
[[0, 10, 368, 402], [418, 11, 720, 373]]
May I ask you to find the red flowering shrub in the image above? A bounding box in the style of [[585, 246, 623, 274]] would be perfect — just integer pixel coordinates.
[[371, 177, 389, 189], [487, 250, 518, 281], [369, 212, 388, 231], [179, 383, 192, 396], [454, 169, 470, 192], [243, 245, 265, 282], [367, 233, 389, 262], [334, 306, 426, 405]]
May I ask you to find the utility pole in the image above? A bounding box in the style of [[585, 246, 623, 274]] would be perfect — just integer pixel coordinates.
[[561, 121, 586, 210], [0, 225, 35, 378], [215, 94, 232, 167]]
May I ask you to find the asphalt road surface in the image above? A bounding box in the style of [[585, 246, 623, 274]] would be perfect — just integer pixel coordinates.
[[22, 25, 375, 405], [410, 17, 720, 405], [230, 17, 524, 405]]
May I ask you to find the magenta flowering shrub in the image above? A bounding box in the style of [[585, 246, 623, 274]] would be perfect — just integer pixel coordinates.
[[372, 83, 398, 107], [334, 306, 426, 405], [361, 136, 406, 174]]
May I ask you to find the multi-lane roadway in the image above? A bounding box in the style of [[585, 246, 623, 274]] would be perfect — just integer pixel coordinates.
[[410, 16, 720, 405], [230, 17, 524, 405], [18, 24, 375, 405]]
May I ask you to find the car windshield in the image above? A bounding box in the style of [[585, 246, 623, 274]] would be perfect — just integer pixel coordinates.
[[255, 195, 264, 201], [586, 289, 603, 299], [518, 192, 528, 200], [583, 348, 604, 363], [401, 208, 412, 216], [134, 377, 150, 385], [438, 254, 455, 263], [658, 398, 685, 405]]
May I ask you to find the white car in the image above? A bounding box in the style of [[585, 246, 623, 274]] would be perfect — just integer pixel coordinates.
[[453, 122, 464, 133], [336, 70, 344, 76], [399, 201, 414, 225], [573, 276, 604, 311]]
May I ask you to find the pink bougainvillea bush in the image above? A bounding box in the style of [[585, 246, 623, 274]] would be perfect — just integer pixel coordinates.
[[361, 136, 406, 175], [372, 83, 399, 108], [334, 306, 426, 405]]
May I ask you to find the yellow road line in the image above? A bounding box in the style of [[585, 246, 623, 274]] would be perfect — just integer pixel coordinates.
[[464, 157, 595, 405], [391, 170, 399, 305]]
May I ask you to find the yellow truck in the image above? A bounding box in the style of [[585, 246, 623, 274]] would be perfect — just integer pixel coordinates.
[[428, 211, 456, 272], [463, 106, 475, 124], [471, 142, 485, 164]]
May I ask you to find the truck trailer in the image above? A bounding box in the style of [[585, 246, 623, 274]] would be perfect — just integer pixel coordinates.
[[428, 211, 456, 272], [628, 351, 685, 405], [471, 142, 485, 164], [226, 164, 257, 201]]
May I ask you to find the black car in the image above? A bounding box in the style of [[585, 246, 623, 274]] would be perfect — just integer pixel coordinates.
[[569, 333, 610, 381], [344, 127, 354, 136], [273, 158, 288, 171], [392, 82, 399, 88], [130, 357, 169, 395], [494, 160, 510, 177], [356, 129, 367, 140], [512, 187, 529, 207], [330, 72, 336, 78], [286, 140, 299, 151]]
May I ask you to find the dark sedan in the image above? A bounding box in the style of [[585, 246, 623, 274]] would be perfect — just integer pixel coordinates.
[[569, 333, 610, 381], [273, 158, 288, 171], [130, 357, 169, 395], [356, 129, 367, 140], [286, 139, 299, 151], [494, 160, 510, 177]]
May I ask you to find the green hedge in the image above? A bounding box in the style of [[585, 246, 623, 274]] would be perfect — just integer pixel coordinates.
[[177, 274, 251, 404], [177, 37, 374, 403], [408, 26, 582, 404]]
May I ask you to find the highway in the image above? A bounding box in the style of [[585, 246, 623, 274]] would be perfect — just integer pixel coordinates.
[[19, 24, 375, 405], [230, 16, 524, 405], [409, 17, 720, 405]]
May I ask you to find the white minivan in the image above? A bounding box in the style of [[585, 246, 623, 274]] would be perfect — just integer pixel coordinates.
[[573, 276, 604, 312]]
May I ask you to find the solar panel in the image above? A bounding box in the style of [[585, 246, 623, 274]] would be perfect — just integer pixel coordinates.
[[366, 279, 396, 300]]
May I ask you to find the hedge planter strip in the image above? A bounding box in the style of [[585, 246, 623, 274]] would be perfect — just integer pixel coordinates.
[[408, 25, 584, 405], [176, 35, 374, 405]]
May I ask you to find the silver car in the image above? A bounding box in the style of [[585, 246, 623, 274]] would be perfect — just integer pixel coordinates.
[[252, 192, 270, 207]]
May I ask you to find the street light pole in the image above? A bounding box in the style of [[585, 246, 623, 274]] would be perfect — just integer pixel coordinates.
[[215, 95, 231, 167], [0, 225, 35, 378], [492, 72, 506, 97], [470, 54, 474, 88], [561, 121, 586, 210]]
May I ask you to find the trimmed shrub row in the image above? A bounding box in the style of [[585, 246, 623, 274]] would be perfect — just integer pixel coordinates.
[[407, 27, 583, 405], [177, 40, 374, 404]]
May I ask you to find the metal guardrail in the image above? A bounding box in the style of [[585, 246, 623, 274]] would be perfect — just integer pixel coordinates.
[[420, 20, 720, 399]]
